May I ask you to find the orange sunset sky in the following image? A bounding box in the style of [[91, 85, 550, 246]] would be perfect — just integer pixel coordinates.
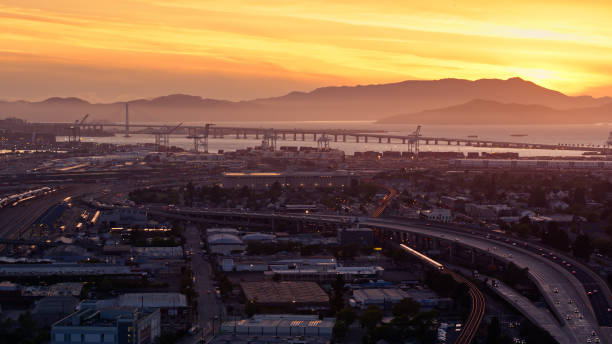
[[1, 0, 612, 102]]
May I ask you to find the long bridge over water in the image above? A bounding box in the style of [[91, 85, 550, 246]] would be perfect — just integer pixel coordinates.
[[9, 121, 611, 154]]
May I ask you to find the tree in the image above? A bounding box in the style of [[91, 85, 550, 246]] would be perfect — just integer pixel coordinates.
[[269, 181, 282, 201], [359, 305, 383, 331], [330, 275, 346, 313], [529, 186, 547, 207], [185, 182, 195, 206], [504, 262, 529, 288], [208, 185, 223, 204], [541, 223, 570, 252], [486, 317, 501, 344], [245, 299, 259, 317], [336, 308, 357, 326], [332, 321, 348, 342], [573, 234, 594, 261], [392, 297, 420, 318], [573, 187, 586, 205]]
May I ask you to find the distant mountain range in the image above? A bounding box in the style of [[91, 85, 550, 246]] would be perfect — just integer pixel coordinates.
[[377, 99, 612, 124], [1, 77, 611, 124]]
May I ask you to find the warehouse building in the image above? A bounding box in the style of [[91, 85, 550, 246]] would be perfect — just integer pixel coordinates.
[[51, 304, 160, 344], [221, 171, 358, 189], [241, 281, 329, 311], [220, 314, 334, 338], [350, 288, 409, 310]]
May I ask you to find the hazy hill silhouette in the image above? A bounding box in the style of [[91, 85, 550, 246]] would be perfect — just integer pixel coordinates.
[[377, 99, 612, 124], [1, 77, 610, 124]]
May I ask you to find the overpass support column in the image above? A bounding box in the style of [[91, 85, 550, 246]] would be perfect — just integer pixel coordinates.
[[356, 136, 360, 143], [334, 135, 338, 142], [255, 132, 259, 139], [293, 133, 296, 141], [343, 135, 346, 142], [236, 132, 240, 139], [378, 137, 382, 143], [387, 137, 391, 143], [402, 138, 406, 144], [313, 133, 317, 141], [243, 131, 247, 139], [282, 133, 286, 140], [365, 136, 368, 143], [302, 133, 305, 141]]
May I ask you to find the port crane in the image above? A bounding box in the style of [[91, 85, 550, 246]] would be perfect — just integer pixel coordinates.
[[68, 114, 89, 143], [406, 125, 421, 157], [153, 123, 183, 152], [188, 123, 214, 153]]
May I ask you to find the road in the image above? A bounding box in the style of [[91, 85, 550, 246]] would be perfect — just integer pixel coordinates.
[[183, 224, 225, 343], [365, 218, 603, 344]]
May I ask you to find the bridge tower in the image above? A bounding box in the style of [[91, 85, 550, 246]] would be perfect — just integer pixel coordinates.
[[153, 123, 182, 152], [124, 102, 131, 137]]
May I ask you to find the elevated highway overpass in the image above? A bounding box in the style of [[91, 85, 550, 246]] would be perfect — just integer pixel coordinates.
[[151, 208, 612, 343]]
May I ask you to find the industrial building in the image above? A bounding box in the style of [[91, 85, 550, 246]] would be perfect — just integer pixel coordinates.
[[208, 233, 246, 255], [100, 207, 147, 227], [451, 159, 612, 170], [241, 281, 329, 311], [338, 227, 374, 246], [419, 208, 452, 222], [220, 171, 358, 189], [350, 288, 409, 310], [220, 314, 334, 339], [265, 265, 384, 282], [465, 203, 512, 221], [114, 293, 191, 330], [0, 263, 139, 277], [51, 304, 160, 344]]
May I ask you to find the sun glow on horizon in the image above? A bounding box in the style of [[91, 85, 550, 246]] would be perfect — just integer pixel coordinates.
[[1, 0, 612, 101]]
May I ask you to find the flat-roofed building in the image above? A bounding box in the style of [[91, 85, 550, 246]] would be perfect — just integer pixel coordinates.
[[51, 304, 160, 344], [241, 281, 329, 311], [221, 171, 358, 190], [338, 227, 374, 246], [116, 293, 191, 330], [220, 314, 334, 338], [351, 288, 409, 310], [208, 233, 245, 256]]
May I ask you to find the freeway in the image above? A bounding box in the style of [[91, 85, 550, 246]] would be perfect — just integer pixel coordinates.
[[365, 218, 604, 344], [156, 208, 611, 343]]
